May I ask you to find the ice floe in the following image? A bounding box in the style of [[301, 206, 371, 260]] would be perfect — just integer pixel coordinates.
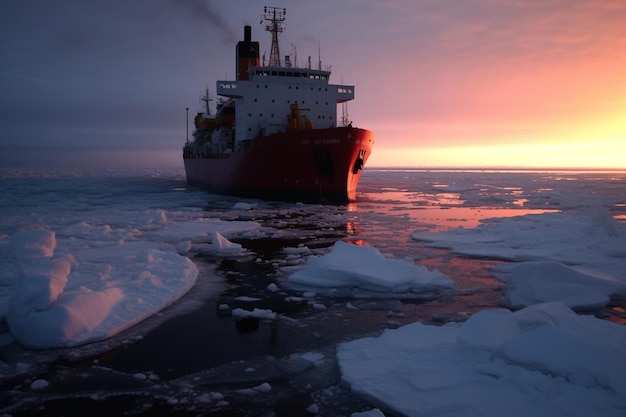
[[411, 210, 626, 309], [288, 241, 452, 293], [0, 174, 260, 349], [5, 231, 198, 349], [494, 260, 626, 310], [338, 301, 626, 417]]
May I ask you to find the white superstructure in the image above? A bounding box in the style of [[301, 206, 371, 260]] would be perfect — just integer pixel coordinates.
[[217, 66, 355, 141]]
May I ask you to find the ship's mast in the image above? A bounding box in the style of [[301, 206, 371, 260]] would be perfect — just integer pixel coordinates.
[[200, 87, 213, 115], [263, 6, 286, 67]]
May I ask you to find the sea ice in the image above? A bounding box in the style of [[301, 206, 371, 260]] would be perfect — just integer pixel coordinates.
[[199, 231, 244, 255], [338, 302, 626, 417], [2, 168, 624, 414], [8, 230, 57, 259], [231, 308, 277, 320], [6, 232, 198, 349], [283, 245, 312, 255], [293, 352, 325, 367], [351, 410, 385, 417], [411, 210, 626, 309], [30, 379, 50, 390], [288, 241, 452, 293], [494, 260, 626, 309], [0, 178, 261, 349]]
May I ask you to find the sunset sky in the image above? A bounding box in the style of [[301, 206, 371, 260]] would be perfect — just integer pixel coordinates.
[[1, 0, 625, 169]]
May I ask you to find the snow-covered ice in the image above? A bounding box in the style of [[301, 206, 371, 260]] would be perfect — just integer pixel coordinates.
[[0, 170, 260, 348], [333, 171, 626, 416], [338, 301, 626, 417], [1, 167, 625, 416], [6, 230, 198, 349], [288, 241, 452, 293], [293, 351, 325, 367], [411, 209, 626, 309], [231, 307, 277, 320], [494, 260, 626, 309], [194, 231, 245, 255], [30, 379, 50, 390], [351, 410, 385, 417]]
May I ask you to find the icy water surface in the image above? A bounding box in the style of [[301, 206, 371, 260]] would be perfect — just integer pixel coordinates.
[[1, 167, 625, 416]]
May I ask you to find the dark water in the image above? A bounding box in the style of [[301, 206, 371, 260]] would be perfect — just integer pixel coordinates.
[[2, 168, 625, 416]]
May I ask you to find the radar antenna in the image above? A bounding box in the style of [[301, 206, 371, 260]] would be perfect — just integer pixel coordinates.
[[263, 6, 286, 67]]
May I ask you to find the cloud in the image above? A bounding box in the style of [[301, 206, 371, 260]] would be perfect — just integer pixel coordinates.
[[1, 0, 625, 168], [0, 1, 239, 135]]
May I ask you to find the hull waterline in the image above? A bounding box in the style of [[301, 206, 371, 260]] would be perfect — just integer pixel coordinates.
[[184, 127, 374, 203]]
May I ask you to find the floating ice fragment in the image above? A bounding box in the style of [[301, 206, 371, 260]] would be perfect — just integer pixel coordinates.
[[235, 296, 262, 302], [233, 202, 256, 210], [211, 231, 242, 253], [296, 351, 325, 366], [210, 392, 224, 401], [253, 382, 272, 392], [289, 241, 452, 293], [196, 393, 213, 403], [283, 245, 312, 255], [236, 388, 258, 396], [231, 307, 276, 320], [30, 379, 49, 390], [351, 409, 386, 417], [197, 391, 224, 403], [195, 231, 243, 255]]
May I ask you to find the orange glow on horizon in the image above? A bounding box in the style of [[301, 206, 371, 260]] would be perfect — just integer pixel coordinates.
[[368, 136, 626, 169], [366, 104, 626, 169]]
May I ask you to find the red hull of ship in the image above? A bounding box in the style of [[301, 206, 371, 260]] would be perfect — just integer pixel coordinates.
[[183, 127, 374, 203]]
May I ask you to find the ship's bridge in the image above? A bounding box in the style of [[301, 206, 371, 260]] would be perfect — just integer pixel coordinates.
[[217, 65, 354, 103], [249, 66, 331, 82], [216, 66, 355, 141]]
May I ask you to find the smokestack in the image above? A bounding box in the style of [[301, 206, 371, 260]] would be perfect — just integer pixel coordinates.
[[236, 25, 260, 80]]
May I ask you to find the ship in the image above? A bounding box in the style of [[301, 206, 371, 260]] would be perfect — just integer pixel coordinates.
[[183, 6, 375, 203]]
